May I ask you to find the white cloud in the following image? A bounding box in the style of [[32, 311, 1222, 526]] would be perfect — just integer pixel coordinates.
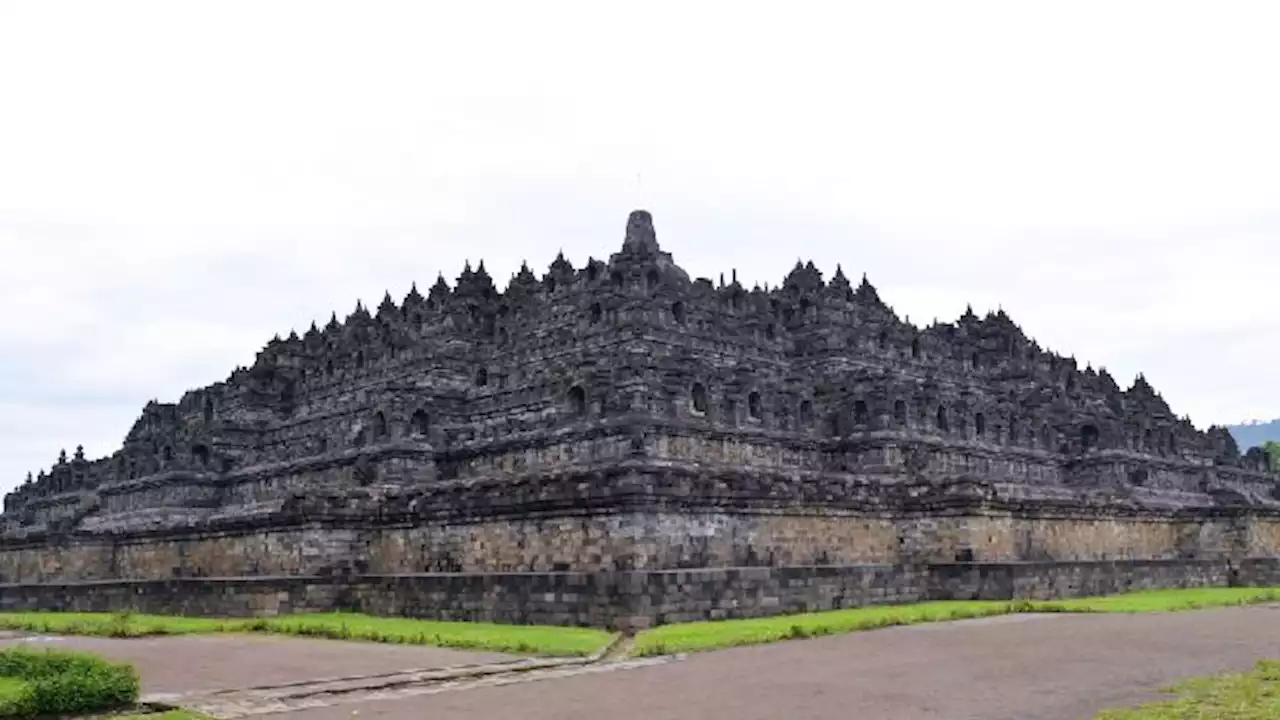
[[2, 0, 1279, 490]]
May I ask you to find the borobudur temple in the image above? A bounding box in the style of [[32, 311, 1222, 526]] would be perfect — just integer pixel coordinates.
[[2, 210, 1278, 628]]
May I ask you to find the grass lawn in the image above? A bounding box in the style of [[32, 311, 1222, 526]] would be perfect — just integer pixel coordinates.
[[0, 611, 613, 658], [2, 587, 1275, 660], [1094, 659, 1280, 719], [1037, 586, 1280, 613], [631, 587, 1280, 656]]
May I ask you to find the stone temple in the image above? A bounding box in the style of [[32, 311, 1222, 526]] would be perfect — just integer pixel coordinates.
[[2, 210, 1277, 628]]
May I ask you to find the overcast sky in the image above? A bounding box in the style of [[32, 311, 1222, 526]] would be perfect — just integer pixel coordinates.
[[1, 1, 1278, 492]]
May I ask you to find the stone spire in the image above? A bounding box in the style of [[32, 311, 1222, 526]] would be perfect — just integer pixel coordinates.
[[548, 251, 574, 279], [377, 291, 397, 319], [403, 282, 424, 308], [350, 300, 371, 322], [830, 264, 851, 291], [854, 273, 883, 306], [428, 274, 451, 306], [507, 261, 539, 296], [609, 210, 689, 282], [621, 210, 660, 254]]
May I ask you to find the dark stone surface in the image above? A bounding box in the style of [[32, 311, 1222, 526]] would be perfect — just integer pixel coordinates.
[[621, 564, 931, 627], [2, 559, 1276, 630], [5, 210, 1276, 540], [928, 559, 1240, 601], [2, 210, 1277, 624], [1235, 557, 1280, 586]]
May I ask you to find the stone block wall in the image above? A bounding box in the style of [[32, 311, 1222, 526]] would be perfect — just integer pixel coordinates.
[[1, 559, 1276, 629], [620, 564, 930, 628], [364, 512, 903, 574], [344, 573, 621, 627], [1248, 519, 1280, 556], [0, 573, 631, 628], [928, 559, 1235, 601], [0, 577, 343, 618], [2, 508, 1279, 585], [0, 529, 362, 583], [1235, 557, 1280, 586], [0, 566, 931, 629], [952, 516, 1241, 563]]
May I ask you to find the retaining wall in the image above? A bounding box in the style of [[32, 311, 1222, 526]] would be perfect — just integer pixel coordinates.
[[1, 558, 1276, 629]]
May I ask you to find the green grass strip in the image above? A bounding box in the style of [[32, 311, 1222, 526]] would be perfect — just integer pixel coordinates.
[[0, 611, 613, 658], [631, 587, 1280, 656], [1, 587, 1275, 659], [1094, 659, 1280, 719]]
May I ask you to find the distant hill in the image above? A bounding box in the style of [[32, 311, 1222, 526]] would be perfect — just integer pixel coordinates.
[[1227, 419, 1280, 450]]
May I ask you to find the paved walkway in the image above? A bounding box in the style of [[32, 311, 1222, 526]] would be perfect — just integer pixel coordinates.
[[0, 633, 515, 696], [5, 607, 1279, 719], [276, 606, 1280, 720]]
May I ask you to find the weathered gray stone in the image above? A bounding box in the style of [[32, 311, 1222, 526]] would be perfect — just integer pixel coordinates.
[[2, 210, 1278, 626], [0, 559, 1275, 630]]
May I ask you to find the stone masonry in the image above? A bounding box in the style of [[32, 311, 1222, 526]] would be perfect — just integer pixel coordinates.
[[2, 211, 1278, 628]]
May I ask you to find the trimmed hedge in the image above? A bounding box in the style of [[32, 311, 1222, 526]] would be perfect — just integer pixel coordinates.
[[0, 646, 140, 717]]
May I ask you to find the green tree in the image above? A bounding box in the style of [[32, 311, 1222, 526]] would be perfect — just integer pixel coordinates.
[[1266, 440, 1280, 472]]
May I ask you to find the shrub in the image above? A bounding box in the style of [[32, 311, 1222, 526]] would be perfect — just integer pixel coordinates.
[[0, 678, 35, 718], [0, 646, 140, 717], [107, 609, 136, 638]]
